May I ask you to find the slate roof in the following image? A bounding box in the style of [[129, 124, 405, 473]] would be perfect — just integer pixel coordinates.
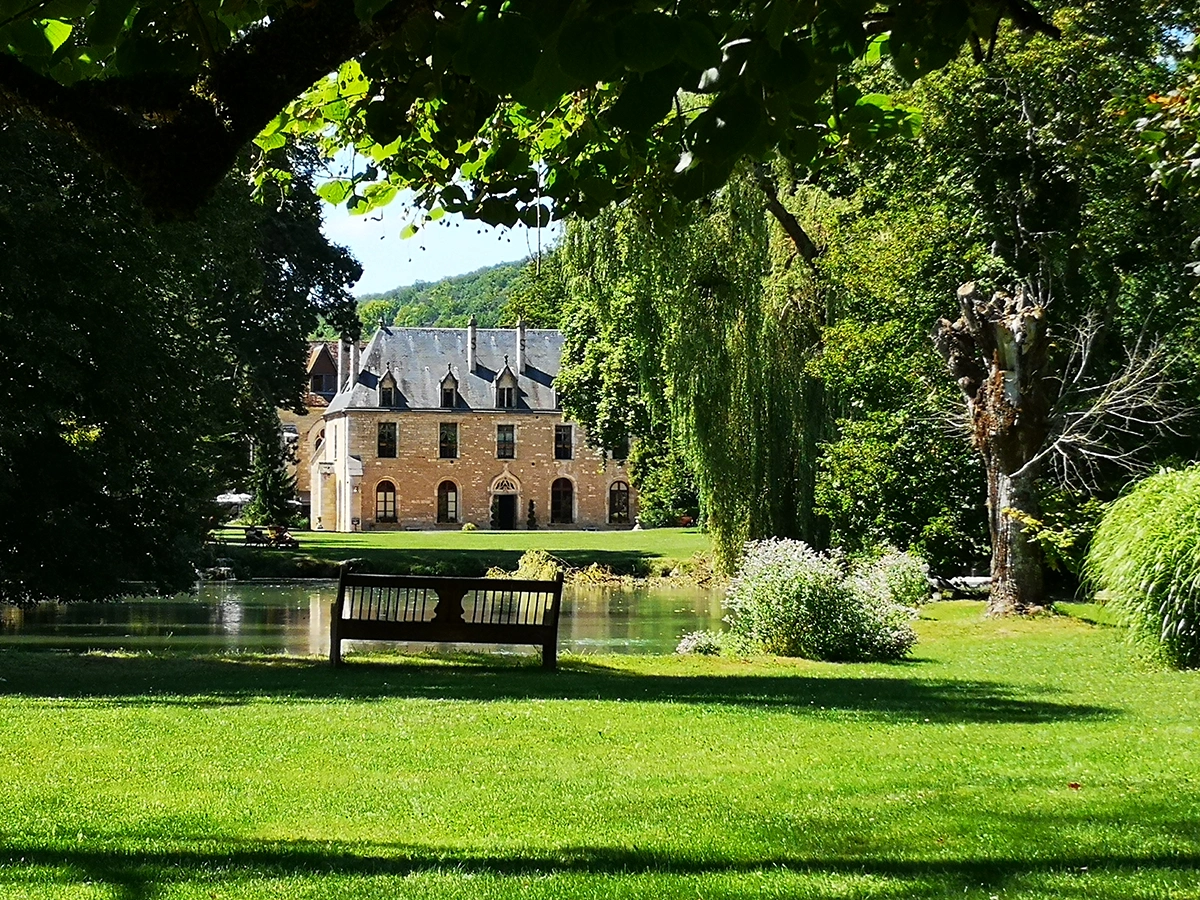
[[325, 326, 564, 413]]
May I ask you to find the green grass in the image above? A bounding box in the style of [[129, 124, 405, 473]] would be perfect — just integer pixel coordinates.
[[210, 526, 712, 579], [1, 602, 1198, 899]]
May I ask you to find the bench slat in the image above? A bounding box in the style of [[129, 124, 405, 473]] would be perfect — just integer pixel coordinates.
[[339, 620, 555, 645]]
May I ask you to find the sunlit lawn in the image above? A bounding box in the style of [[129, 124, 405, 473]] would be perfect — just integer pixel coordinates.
[[0, 602, 1197, 899], [213, 525, 712, 577]]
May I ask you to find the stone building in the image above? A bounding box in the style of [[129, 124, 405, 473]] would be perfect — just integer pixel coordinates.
[[286, 321, 635, 531], [278, 342, 340, 508]]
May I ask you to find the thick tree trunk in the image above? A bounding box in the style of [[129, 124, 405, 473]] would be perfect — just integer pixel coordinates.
[[932, 282, 1052, 615], [986, 466, 1045, 615]]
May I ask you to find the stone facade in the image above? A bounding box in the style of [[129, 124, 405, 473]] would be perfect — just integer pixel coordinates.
[[279, 342, 341, 501], [292, 325, 635, 532]]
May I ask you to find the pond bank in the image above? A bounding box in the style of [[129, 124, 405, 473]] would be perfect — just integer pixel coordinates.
[[202, 527, 718, 588]]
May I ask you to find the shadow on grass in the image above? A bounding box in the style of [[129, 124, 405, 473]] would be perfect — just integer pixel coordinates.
[[0, 652, 1116, 724], [213, 545, 660, 579], [2, 836, 1197, 900]]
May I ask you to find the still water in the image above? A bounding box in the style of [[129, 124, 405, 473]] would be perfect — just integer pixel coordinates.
[[0, 581, 725, 656]]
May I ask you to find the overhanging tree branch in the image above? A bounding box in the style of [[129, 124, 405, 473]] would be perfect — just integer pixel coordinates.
[[756, 170, 819, 267], [0, 0, 428, 218]]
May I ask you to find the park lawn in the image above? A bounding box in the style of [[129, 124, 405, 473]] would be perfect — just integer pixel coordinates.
[[0, 602, 1197, 899], [213, 526, 712, 578]]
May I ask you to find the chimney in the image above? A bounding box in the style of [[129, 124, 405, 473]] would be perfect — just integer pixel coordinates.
[[348, 340, 360, 391], [336, 340, 346, 393], [467, 315, 477, 372], [515, 318, 526, 373]]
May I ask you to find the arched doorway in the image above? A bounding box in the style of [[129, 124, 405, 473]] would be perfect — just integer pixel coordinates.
[[608, 481, 630, 524], [437, 481, 459, 524], [376, 480, 397, 523], [551, 478, 574, 525], [490, 474, 519, 530]]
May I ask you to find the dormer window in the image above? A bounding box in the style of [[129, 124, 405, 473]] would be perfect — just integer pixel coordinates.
[[441, 366, 458, 409], [379, 372, 398, 408], [311, 372, 337, 397], [495, 360, 517, 409]]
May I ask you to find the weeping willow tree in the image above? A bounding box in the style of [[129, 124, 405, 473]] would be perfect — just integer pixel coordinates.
[[556, 167, 828, 568]]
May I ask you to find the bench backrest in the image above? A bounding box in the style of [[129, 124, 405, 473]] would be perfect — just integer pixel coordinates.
[[335, 571, 564, 628]]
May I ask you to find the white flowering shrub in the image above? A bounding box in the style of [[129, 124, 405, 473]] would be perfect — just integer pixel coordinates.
[[723, 539, 920, 661], [851, 548, 931, 610], [675, 630, 725, 655]]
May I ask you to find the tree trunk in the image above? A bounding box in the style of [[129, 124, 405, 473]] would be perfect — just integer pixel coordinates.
[[932, 282, 1052, 615], [986, 466, 1045, 615]]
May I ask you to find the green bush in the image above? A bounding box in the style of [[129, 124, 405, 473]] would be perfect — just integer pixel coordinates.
[[723, 540, 919, 661], [1087, 466, 1200, 668]]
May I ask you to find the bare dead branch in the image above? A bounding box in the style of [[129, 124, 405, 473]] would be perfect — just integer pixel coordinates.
[[1012, 328, 1187, 489]]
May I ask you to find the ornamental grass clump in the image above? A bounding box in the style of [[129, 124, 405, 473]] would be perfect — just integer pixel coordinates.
[[1086, 466, 1200, 668], [723, 539, 919, 661]]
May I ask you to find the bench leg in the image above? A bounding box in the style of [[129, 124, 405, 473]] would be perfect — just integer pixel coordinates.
[[542, 640, 557, 671], [329, 599, 343, 667]]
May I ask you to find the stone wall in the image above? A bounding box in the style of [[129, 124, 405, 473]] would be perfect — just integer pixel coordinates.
[[324, 409, 635, 530], [278, 401, 328, 497]]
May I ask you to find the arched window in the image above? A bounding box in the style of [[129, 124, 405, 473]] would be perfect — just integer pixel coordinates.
[[550, 478, 574, 525], [608, 481, 630, 524], [437, 481, 459, 524], [376, 480, 397, 523]]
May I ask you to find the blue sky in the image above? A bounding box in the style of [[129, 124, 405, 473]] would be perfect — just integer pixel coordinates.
[[321, 199, 563, 296]]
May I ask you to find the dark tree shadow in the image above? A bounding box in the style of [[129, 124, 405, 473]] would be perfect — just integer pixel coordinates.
[[3, 832, 1197, 900], [0, 652, 1117, 724]]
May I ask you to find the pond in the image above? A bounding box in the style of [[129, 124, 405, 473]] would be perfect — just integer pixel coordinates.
[[0, 581, 726, 657]]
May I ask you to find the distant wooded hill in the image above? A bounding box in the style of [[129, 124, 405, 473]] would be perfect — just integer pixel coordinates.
[[357, 261, 522, 332], [351, 256, 566, 336]]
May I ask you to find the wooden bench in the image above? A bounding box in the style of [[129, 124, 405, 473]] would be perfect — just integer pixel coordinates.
[[329, 566, 564, 670]]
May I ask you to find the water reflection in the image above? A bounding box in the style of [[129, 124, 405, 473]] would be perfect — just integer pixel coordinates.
[[0, 581, 724, 656]]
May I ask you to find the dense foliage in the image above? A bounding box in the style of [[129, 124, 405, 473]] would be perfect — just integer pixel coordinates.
[[0, 0, 1056, 222], [1087, 467, 1200, 669], [808, 316, 988, 571], [0, 121, 359, 603], [807, 1, 1199, 603], [722, 539, 922, 661]]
